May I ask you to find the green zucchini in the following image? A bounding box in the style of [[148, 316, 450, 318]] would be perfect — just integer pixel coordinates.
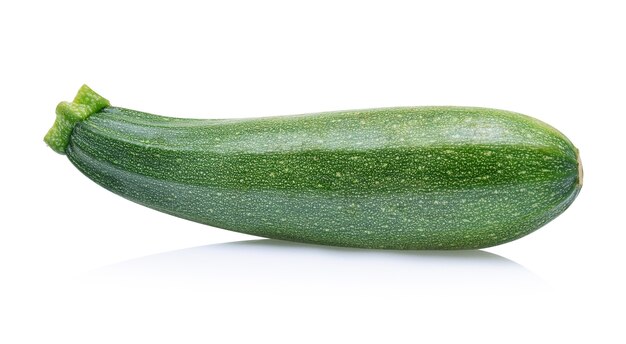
[[45, 85, 582, 249]]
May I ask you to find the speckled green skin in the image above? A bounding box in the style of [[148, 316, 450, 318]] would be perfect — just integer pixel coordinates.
[[49, 87, 582, 249]]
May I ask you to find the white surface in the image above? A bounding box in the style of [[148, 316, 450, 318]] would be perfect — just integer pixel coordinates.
[[1, 1, 624, 343]]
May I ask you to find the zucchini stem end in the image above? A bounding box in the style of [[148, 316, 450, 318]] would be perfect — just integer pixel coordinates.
[[44, 85, 110, 154]]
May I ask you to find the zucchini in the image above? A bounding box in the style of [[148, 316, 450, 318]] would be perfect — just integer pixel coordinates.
[[45, 85, 582, 249]]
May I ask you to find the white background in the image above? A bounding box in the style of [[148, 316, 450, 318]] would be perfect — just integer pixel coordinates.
[[1, 1, 624, 343]]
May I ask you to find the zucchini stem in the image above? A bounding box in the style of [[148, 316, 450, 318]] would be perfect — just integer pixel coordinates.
[[44, 85, 110, 154]]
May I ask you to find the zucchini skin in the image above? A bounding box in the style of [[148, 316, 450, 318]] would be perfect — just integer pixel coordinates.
[[50, 87, 582, 249]]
